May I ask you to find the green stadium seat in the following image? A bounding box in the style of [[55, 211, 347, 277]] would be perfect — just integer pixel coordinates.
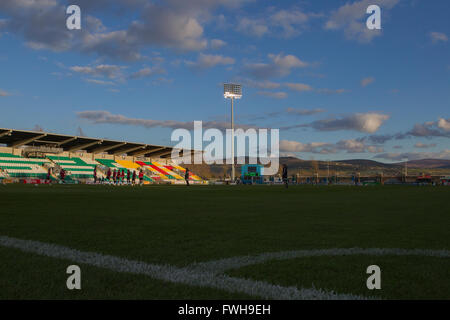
[[0, 153, 49, 179]]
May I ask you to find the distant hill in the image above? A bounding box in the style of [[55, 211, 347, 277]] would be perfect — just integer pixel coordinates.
[[335, 159, 400, 168], [280, 157, 450, 170], [183, 156, 450, 179], [279, 157, 400, 170], [397, 159, 450, 169]]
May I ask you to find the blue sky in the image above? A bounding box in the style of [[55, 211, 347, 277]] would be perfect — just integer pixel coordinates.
[[0, 0, 449, 162]]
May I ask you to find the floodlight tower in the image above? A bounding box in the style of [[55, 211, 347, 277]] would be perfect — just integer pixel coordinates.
[[224, 83, 242, 182], [403, 157, 408, 182], [327, 160, 330, 184]]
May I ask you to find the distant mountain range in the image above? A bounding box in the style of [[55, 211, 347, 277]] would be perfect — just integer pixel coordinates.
[[283, 157, 450, 170], [280, 157, 450, 171], [396, 159, 450, 169], [185, 157, 450, 178]]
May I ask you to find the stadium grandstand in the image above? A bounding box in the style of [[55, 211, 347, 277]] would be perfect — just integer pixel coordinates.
[[0, 128, 203, 184]]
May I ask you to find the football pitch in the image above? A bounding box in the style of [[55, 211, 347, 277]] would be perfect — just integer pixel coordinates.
[[0, 184, 449, 300]]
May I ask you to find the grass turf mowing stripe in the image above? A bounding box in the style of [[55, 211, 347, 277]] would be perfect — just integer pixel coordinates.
[[0, 235, 367, 300]]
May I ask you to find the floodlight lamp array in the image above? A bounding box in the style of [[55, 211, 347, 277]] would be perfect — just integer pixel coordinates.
[[224, 83, 242, 99]]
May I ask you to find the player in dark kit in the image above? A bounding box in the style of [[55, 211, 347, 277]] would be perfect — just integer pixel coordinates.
[[93, 166, 97, 184], [127, 169, 131, 184], [138, 169, 144, 185], [185, 168, 190, 186], [282, 164, 288, 188], [132, 170, 136, 185], [60, 168, 66, 183]]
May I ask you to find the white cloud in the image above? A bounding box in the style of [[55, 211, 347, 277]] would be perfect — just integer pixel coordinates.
[[85, 79, 115, 86], [408, 118, 450, 137], [361, 77, 375, 87], [375, 150, 450, 161], [335, 139, 383, 153], [166, 0, 253, 10], [236, 18, 269, 37], [0, 89, 11, 97], [415, 142, 437, 149], [0, 0, 74, 52], [270, 53, 307, 69], [243, 53, 308, 79], [437, 118, 450, 131], [280, 138, 384, 154], [185, 53, 235, 70], [285, 83, 313, 92], [286, 108, 325, 116], [0, 0, 250, 61], [257, 91, 287, 99], [315, 88, 348, 95], [430, 32, 448, 44], [336, 139, 366, 153], [364, 117, 450, 144], [367, 145, 384, 153], [77, 110, 254, 131], [291, 112, 390, 133], [280, 140, 330, 153], [210, 39, 226, 49], [237, 7, 320, 38], [325, 0, 399, 43], [235, 107, 325, 122], [129, 67, 166, 79], [268, 9, 311, 38], [128, 5, 208, 52], [240, 79, 281, 89], [70, 64, 125, 79], [81, 30, 144, 61]]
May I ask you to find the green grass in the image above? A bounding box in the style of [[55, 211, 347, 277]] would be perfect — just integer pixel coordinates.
[[0, 184, 449, 299], [0, 246, 251, 300], [226, 255, 450, 300]]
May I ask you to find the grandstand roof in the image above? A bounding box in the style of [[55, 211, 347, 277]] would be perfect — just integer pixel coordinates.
[[0, 128, 192, 158]]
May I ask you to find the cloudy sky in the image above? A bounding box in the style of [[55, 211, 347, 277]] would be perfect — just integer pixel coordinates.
[[0, 0, 449, 162]]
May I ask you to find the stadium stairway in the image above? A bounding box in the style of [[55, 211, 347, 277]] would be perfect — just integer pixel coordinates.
[[95, 158, 128, 170], [135, 161, 169, 181], [115, 160, 140, 171], [48, 155, 97, 180], [96, 158, 129, 178], [151, 161, 184, 180], [0, 153, 50, 179], [116, 160, 154, 182]]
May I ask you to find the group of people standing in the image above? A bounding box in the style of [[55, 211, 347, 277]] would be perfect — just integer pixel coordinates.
[[95, 167, 144, 185], [47, 165, 191, 186]]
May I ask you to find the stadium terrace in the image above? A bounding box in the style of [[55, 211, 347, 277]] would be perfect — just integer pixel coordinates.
[[0, 127, 203, 185]]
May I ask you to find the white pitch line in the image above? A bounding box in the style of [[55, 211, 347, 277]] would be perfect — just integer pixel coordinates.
[[188, 247, 450, 274], [0, 235, 367, 300]]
